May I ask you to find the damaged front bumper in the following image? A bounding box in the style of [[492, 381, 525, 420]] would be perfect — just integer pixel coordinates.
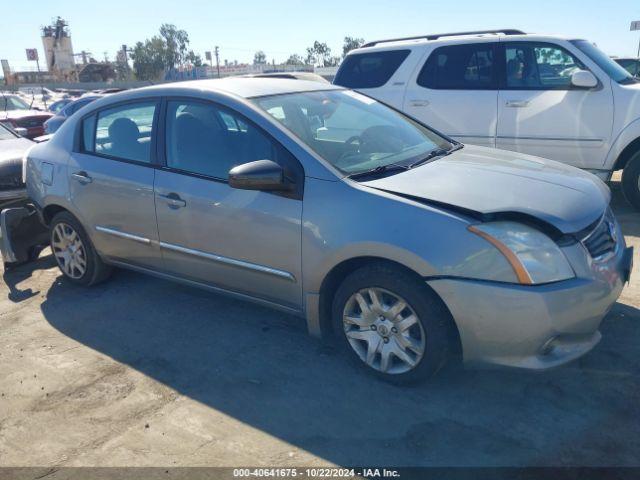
[[0, 204, 49, 267]]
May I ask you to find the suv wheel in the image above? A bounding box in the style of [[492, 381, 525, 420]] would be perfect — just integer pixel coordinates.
[[50, 211, 112, 286], [332, 263, 453, 383], [622, 150, 640, 210]]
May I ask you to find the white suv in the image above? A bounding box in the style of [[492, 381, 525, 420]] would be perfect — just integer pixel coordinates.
[[334, 29, 640, 209]]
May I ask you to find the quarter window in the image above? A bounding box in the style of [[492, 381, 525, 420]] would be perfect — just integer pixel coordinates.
[[503, 42, 585, 89], [85, 102, 157, 163], [165, 100, 296, 181], [334, 50, 411, 89], [417, 43, 497, 90]]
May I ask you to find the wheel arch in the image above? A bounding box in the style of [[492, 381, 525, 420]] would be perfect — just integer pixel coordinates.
[[316, 256, 462, 360], [613, 136, 640, 171]]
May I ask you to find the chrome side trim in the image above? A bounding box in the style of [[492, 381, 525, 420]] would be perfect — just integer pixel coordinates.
[[496, 135, 603, 143], [95, 225, 151, 245], [107, 259, 303, 316], [159, 241, 296, 282]]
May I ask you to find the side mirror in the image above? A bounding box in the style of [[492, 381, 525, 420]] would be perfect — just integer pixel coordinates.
[[228, 160, 290, 191], [571, 70, 598, 89], [14, 127, 28, 137]]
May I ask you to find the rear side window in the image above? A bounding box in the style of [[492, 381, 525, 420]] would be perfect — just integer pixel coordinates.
[[334, 50, 410, 88], [84, 102, 157, 163], [417, 43, 497, 90]]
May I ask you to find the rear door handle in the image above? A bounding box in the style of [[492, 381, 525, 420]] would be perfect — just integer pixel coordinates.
[[158, 192, 186, 208], [409, 99, 430, 107], [71, 171, 93, 184], [505, 100, 530, 108]]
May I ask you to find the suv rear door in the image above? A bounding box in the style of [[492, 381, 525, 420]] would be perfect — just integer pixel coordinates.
[[495, 41, 613, 169], [403, 41, 499, 147]]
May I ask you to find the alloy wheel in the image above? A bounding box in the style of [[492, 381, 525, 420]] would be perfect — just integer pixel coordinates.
[[51, 222, 87, 280], [342, 287, 426, 374]]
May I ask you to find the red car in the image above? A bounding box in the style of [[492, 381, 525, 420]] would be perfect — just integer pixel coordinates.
[[0, 94, 53, 139]]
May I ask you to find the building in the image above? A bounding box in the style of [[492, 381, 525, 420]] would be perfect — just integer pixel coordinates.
[[41, 17, 76, 81]]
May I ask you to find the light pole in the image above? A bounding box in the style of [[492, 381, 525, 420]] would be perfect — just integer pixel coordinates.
[[214, 46, 221, 78]]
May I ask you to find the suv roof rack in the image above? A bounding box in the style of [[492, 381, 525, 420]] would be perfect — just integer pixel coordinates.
[[361, 29, 526, 48]]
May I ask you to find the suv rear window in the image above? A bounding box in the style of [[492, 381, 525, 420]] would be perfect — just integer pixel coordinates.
[[334, 50, 410, 88], [417, 43, 497, 90]]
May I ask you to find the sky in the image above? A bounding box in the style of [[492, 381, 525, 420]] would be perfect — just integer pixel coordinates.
[[2, 0, 640, 71]]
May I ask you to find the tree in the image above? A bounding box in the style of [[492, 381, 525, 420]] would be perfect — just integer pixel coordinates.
[[129, 23, 193, 80], [185, 50, 203, 67], [159, 24, 190, 70], [285, 54, 305, 66], [253, 50, 267, 65], [343, 36, 364, 57], [305, 41, 332, 67]]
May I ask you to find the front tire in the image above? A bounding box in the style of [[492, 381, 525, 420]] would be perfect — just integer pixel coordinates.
[[622, 150, 640, 210], [50, 211, 112, 286], [332, 263, 454, 383]]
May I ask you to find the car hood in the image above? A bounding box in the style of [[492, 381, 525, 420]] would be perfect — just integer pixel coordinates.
[[0, 137, 33, 163], [361, 145, 609, 234]]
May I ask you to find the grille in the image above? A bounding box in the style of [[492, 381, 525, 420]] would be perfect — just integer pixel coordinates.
[[582, 209, 617, 260]]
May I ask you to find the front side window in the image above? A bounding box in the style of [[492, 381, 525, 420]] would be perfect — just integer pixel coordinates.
[[417, 43, 497, 90], [89, 102, 157, 163], [254, 90, 453, 176], [503, 42, 585, 90], [334, 50, 411, 89], [165, 100, 293, 180]]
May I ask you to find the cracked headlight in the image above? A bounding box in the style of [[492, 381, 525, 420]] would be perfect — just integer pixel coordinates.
[[469, 221, 575, 285]]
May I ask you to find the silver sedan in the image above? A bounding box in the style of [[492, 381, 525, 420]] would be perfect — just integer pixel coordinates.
[[15, 78, 633, 382]]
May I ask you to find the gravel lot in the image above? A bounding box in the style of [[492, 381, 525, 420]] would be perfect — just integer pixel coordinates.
[[0, 178, 638, 468]]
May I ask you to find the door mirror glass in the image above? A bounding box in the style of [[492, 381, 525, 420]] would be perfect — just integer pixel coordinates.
[[13, 127, 28, 137], [228, 160, 289, 191], [571, 70, 598, 89]]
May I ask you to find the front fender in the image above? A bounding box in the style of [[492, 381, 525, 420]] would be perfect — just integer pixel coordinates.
[[605, 116, 640, 170]]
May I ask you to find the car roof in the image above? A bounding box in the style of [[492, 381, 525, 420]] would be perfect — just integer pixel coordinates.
[[139, 77, 341, 99], [350, 32, 581, 53]]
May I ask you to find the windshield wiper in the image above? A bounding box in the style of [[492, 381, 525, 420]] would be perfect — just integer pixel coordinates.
[[348, 163, 409, 180], [409, 144, 463, 169]]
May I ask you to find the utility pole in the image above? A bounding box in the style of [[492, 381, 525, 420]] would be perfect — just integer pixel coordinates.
[[214, 46, 220, 78]]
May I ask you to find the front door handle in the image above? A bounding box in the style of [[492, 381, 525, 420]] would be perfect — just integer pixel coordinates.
[[71, 171, 93, 184], [158, 192, 186, 208], [505, 100, 530, 108], [409, 99, 430, 107]]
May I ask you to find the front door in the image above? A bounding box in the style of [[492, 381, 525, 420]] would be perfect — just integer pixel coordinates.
[[68, 100, 161, 268], [154, 99, 303, 309], [403, 41, 499, 147], [496, 41, 614, 169]]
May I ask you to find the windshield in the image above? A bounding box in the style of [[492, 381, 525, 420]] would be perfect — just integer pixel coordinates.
[[571, 40, 637, 84], [0, 123, 17, 141], [253, 90, 453, 175], [0, 95, 30, 111]]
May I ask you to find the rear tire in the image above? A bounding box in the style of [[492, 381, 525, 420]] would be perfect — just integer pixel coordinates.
[[331, 262, 454, 384], [622, 150, 640, 210], [50, 211, 112, 286]]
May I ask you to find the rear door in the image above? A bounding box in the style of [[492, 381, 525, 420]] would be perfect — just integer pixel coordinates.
[[496, 41, 614, 169], [403, 41, 499, 147], [68, 100, 161, 268], [154, 98, 304, 309]]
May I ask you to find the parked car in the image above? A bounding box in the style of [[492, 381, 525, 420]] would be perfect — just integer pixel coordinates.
[[48, 98, 73, 114], [614, 57, 640, 77], [334, 29, 640, 210], [0, 122, 32, 206], [44, 95, 101, 134], [0, 94, 53, 139], [11, 78, 632, 382]]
